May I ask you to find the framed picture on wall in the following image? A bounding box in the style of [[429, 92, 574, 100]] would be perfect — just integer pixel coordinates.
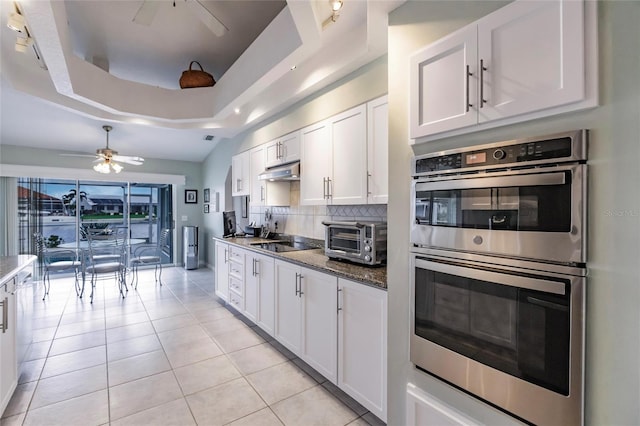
[[204, 204, 210, 214], [203, 188, 210, 203], [185, 189, 197, 204]]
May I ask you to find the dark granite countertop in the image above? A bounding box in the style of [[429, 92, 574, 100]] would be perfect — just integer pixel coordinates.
[[0, 255, 37, 287], [213, 236, 386, 290]]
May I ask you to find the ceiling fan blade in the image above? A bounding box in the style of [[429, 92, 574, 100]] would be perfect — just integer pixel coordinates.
[[112, 155, 145, 165], [60, 153, 99, 159], [186, 0, 228, 37], [133, 1, 160, 26]]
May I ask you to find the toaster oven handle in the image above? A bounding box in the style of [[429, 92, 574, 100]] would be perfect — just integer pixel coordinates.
[[321, 221, 365, 228]]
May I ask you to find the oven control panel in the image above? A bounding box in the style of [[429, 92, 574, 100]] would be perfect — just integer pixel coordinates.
[[413, 132, 582, 176]]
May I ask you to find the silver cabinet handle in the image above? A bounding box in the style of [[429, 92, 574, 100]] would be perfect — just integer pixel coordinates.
[[298, 274, 304, 297], [278, 141, 283, 160], [295, 273, 300, 296], [0, 297, 7, 333], [326, 177, 332, 199], [260, 185, 265, 202], [466, 64, 473, 112], [367, 172, 372, 196], [224, 249, 228, 263], [322, 177, 327, 199], [337, 287, 343, 313], [480, 59, 487, 108], [254, 258, 259, 276]]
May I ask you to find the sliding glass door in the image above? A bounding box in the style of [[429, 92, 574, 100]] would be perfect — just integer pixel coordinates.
[[18, 178, 174, 272]]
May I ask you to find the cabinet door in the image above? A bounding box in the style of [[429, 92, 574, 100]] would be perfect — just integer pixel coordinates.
[[330, 105, 368, 205], [300, 121, 331, 205], [338, 279, 387, 421], [280, 130, 301, 165], [215, 242, 229, 302], [244, 255, 258, 322], [232, 151, 250, 196], [477, 0, 585, 122], [256, 254, 276, 335], [409, 25, 478, 138], [265, 139, 281, 168], [367, 96, 388, 204], [250, 146, 266, 207], [300, 267, 337, 383], [274, 260, 302, 353], [0, 283, 17, 414]]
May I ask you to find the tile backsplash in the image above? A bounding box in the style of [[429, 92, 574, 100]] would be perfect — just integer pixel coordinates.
[[241, 181, 387, 240]]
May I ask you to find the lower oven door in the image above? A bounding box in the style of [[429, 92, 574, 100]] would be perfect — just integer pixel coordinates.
[[410, 253, 585, 425], [411, 164, 586, 264]]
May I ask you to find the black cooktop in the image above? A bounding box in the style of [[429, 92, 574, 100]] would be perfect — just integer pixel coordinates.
[[252, 241, 317, 253]]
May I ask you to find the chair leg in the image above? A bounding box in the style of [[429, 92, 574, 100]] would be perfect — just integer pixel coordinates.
[[74, 269, 82, 297], [90, 275, 95, 304], [158, 263, 163, 286], [42, 270, 50, 300]]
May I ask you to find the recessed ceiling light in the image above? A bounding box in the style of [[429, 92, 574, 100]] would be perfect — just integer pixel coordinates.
[[290, 65, 297, 71], [234, 107, 240, 114]]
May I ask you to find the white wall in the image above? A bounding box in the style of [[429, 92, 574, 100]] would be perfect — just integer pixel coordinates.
[[387, 1, 640, 425], [201, 57, 388, 267]]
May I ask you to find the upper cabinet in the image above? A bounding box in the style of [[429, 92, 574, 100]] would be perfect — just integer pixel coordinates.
[[409, 0, 597, 141], [249, 145, 290, 207], [265, 131, 301, 168], [231, 151, 250, 196], [301, 96, 388, 206]]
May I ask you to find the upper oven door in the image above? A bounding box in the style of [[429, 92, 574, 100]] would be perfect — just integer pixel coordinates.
[[411, 164, 586, 264]]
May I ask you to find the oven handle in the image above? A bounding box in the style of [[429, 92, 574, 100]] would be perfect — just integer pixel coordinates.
[[415, 171, 566, 192], [321, 221, 365, 228], [414, 256, 566, 295]]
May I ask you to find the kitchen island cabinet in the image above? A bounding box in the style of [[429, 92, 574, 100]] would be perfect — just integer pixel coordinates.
[[0, 255, 36, 415]]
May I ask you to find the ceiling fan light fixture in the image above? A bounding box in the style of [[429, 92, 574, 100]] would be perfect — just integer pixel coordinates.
[[322, 0, 344, 29], [330, 0, 343, 12]]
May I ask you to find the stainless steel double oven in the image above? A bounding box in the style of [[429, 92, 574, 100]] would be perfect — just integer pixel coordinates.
[[410, 130, 587, 425]]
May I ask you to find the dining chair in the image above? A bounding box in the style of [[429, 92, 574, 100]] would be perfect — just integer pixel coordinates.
[[33, 232, 82, 299], [84, 230, 128, 303], [130, 228, 171, 289]]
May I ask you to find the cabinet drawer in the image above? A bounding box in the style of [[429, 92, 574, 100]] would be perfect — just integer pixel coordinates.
[[229, 261, 244, 278], [229, 248, 245, 265], [229, 275, 243, 297], [228, 292, 244, 311]]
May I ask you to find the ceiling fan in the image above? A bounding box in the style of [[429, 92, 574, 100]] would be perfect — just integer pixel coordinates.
[[61, 126, 144, 174], [133, 0, 228, 37]]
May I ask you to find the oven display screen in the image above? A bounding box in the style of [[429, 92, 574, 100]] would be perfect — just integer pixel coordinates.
[[466, 152, 486, 164]]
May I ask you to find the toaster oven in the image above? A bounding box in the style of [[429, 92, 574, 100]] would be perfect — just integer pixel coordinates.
[[322, 221, 387, 266]]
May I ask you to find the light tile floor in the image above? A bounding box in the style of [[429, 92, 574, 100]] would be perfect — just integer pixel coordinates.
[[0, 267, 385, 426]]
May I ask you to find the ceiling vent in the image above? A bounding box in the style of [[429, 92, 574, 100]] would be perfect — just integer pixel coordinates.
[[203, 135, 215, 141]]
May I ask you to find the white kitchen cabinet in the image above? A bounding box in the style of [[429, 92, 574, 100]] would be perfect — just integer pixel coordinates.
[[301, 105, 368, 205], [337, 278, 387, 422], [214, 241, 229, 302], [0, 281, 17, 415], [300, 121, 331, 205], [228, 246, 245, 311], [367, 96, 388, 204], [406, 383, 478, 426], [330, 104, 368, 205], [243, 250, 275, 331], [232, 151, 250, 196], [265, 130, 301, 168], [274, 260, 338, 383], [274, 260, 302, 353], [410, 0, 592, 140], [249, 145, 290, 207]]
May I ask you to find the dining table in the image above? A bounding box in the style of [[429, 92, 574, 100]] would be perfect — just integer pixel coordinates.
[[58, 238, 147, 297]]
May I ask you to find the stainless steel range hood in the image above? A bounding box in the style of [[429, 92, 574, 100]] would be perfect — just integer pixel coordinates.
[[259, 161, 300, 181]]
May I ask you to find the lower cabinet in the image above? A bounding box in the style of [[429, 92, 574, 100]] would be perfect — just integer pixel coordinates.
[[0, 280, 18, 415], [275, 260, 338, 383], [338, 278, 387, 422], [214, 241, 229, 302], [243, 251, 275, 333], [406, 383, 477, 426], [219, 243, 387, 422]]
